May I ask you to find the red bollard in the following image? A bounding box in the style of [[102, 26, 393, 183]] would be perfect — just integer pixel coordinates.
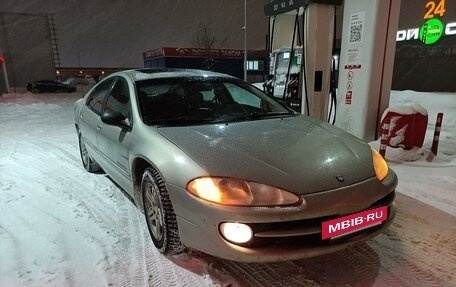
[[379, 117, 391, 158], [431, 113, 443, 155]]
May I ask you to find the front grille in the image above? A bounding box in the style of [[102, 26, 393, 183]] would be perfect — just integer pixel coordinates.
[[243, 191, 395, 248]]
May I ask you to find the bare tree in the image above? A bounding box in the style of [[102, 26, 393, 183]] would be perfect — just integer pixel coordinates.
[[192, 24, 228, 71]]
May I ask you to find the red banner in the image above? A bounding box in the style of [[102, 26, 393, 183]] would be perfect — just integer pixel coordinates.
[[143, 47, 244, 60]]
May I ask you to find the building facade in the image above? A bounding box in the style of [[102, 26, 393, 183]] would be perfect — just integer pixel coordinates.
[[0, 12, 55, 88], [143, 47, 267, 82], [392, 0, 456, 92]]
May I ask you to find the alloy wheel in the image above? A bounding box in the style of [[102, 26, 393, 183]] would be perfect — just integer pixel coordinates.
[[144, 181, 164, 241]]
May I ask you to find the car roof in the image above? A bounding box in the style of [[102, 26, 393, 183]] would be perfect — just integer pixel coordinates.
[[114, 68, 236, 82]]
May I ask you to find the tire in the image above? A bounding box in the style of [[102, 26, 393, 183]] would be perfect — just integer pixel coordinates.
[[142, 167, 184, 255], [32, 87, 40, 94], [78, 133, 102, 172]]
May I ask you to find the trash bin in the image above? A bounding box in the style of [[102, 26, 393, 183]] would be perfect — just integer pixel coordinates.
[[380, 104, 428, 150]]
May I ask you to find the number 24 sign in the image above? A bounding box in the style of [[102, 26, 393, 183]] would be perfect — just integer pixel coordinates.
[[424, 0, 446, 19]]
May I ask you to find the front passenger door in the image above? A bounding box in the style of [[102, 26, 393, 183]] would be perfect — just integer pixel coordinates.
[[79, 78, 115, 159], [97, 76, 133, 190]]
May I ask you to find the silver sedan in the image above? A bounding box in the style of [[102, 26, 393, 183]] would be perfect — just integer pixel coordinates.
[[74, 69, 397, 262]]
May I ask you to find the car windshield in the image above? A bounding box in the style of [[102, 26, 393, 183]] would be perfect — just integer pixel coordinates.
[[136, 77, 295, 126]]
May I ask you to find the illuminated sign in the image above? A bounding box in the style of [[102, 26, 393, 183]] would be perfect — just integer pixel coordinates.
[[397, 0, 452, 43], [143, 47, 244, 60], [397, 22, 456, 41], [424, 0, 446, 19], [419, 18, 444, 44], [419, 0, 446, 45]]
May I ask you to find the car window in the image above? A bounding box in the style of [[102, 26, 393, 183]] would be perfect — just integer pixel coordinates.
[[104, 77, 131, 122], [86, 78, 115, 115], [136, 77, 292, 126]]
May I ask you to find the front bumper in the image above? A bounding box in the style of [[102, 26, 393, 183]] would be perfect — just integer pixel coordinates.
[[168, 171, 397, 262]]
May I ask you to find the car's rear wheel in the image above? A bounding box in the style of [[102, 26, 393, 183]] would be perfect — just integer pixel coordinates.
[[78, 132, 102, 172], [142, 167, 184, 255], [32, 87, 40, 93]]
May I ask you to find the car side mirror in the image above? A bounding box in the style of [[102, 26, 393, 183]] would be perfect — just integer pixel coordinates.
[[101, 111, 131, 131]]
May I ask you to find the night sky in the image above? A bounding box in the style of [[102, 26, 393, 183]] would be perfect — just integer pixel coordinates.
[[3, 0, 270, 67]]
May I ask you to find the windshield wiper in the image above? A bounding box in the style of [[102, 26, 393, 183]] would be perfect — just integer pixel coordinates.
[[248, 111, 294, 119], [144, 116, 219, 126], [214, 112, 294, 123]]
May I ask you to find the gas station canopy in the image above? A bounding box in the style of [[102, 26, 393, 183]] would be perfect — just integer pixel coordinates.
[[264, 0, 342, 16]]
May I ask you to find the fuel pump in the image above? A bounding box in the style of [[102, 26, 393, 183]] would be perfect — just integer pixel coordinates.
[[264, 0, 401, 143], [268, 47, 302, 100], [263, 74, 274, 96], [285, 72, 300, 112], [264, 0, 341, 121]]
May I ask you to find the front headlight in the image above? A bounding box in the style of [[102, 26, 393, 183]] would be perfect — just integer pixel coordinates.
[[186, 177, 301, 206], [372, 148, 388, 181]]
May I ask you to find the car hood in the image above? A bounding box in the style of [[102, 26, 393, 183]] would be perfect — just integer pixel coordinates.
[[157, 116, 376, 194]]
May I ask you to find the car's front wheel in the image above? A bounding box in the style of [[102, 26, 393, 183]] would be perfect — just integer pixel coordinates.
[[32, 87, 40, 93], [78, 132, 102, 172], [142, 167, 184, 255]]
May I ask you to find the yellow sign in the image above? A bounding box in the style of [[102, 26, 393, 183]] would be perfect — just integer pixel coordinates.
[[424, 0, 446, 19]]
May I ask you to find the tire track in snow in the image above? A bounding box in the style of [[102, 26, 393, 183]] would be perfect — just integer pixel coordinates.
[[111, 188, 156, 287], [200, 257, 321, 287], [368, 196, 456, 287], [401, 261, 441, 287], [1, 95, 213, 287], [178, 195, 456, 287], [338, 244, 380, 283], [77, 170, 186, 287], [214, 260, 277, 287]]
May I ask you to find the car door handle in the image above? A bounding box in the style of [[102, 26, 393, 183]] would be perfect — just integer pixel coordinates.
[[80, 113, 84, 118], [96, 125, 102, 131]]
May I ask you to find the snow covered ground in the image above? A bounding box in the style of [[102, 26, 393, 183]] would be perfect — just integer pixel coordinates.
[[0, 90, 455, 286]]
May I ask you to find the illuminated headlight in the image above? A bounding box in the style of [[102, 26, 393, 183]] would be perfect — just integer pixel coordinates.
[[372, 148, 389, 181], [219, 222, 253, 244], [186, 177, 301, 206]]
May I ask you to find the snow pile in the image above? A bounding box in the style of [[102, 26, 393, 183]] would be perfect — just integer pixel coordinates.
[[381, 103, 428, 116], [371, 90, 456, 216]]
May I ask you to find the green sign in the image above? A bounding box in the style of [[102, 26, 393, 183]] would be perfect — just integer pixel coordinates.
[[419, 18, 444, 45]]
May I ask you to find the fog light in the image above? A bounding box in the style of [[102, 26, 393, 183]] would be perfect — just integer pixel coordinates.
[[219, 222, 253, 244]]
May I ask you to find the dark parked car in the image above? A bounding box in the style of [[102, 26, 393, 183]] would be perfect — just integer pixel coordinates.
[[74, 68, 397, 262], [27, 80, 76, 93]]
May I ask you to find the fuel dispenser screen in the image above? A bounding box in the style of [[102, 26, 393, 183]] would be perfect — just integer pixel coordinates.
[[264, 48, 302, 112]]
